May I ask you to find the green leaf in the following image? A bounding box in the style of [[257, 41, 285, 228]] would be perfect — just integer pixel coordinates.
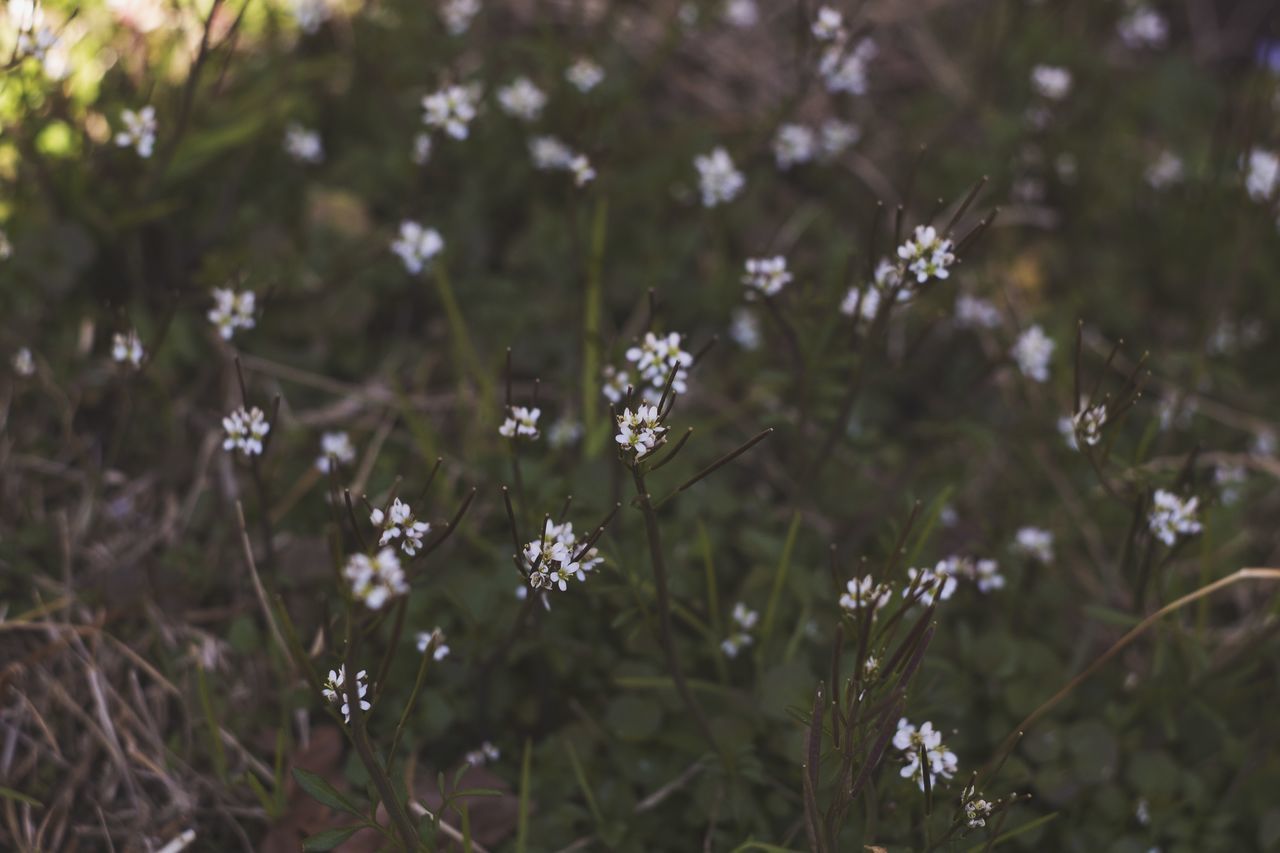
[[292, 767, 363, 817], [302, 825, 365, 850], [0, 786, 42, 807]]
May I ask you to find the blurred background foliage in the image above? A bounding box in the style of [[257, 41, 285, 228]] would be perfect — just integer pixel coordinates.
[[2, 0, 1280, 850]]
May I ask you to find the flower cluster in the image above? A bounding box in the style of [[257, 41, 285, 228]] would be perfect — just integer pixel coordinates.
[[222, 406, 270, 457], [416, 627, 450, 660], [528, 137, 595, 187], [954, 294, 1001, 329], [741, 256, 792, 298], [440, 0, 479, 35], [422, 84, 479, 140], [1030, 65, 1072, 100], [1145, 150, 1184, 189], [812, 9, 877, 96], [964, 558, 1005, 593], [323, 666, 370, 723], [694, 147, 744, 207], [343, 548, 409, 610], [391, 220, 444, 274], [115, 106, 157, 158], [1014, 526, 1054, 563], [566, 58, 604, 92], [772, 124, 815, 170], [600, 364, 630, 403], [1072, 402, 1107, 446], [315, 431, 355, 472], [720, 602, 759, 658], [1117, 5, 1167, 49], [523, 519, 602, 592], [896, 225, 956, 285], [894, 718, 958, 791], [1148, 489, 1202, 546], [370, 498, 431, 556], [284, 123, 324, 164], [208, 287, 256, 340], [625, 331, 693, 399], [1012, 325, 1054, 382], [839, 575, 893, 616], [499, 406, 541, 439], [497, 77, 546, 122], [464, 741, 500, 767], [12, 347, 35, 377], [614, 405, 667, 459], [905, 562, 959, 607], [291, 0, 331, 34], [961, 784, 994, 829], [1245, 148, 1279, 202], [111, 330, 144, 369]]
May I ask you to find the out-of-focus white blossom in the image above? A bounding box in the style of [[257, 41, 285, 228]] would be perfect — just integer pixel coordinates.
[[819, 119, 860, 157], [499, 406, 541, 439], [12, 347, 35, 377], [742, 256, 792, 298], [316, 431, 355, 473], [323, 666, 370, 723], [1245, 148, 1279, 201], [416, 627, 450, 660], [115, 107, 157, 158], [1014, 526, 1054, 563], [626, 331, 693, 398], [344, 548, 409, 610], [412, 133, 433, 166], [222, 406, 270, 457], [391, 220, 444, 275], [722, 0, 758, 28], [291, 0, 330, 34], [1057, 415, 1079, 450], [370, 499, 431, 557], [1147, 489, 1202, 546], [530, 136, 575, 170], [566, 58, 604, 92], [547, 417, 584, 448], [1215, 464, 1246, 505], [1012, 325, 1054, 382], [111, 330, 144, 368], [569, 154, 596, 187], [819, 38, 877, 95], [422, 84, 479, 140], [464, 741, 500, 766], [284, 123, 324, 164], [497, 77, 547, 122], [1030, 65, 1072, 100], [968, 558, 1005, 593], [840, 285, 880, 322], [208, 287, 256, 340], [811, 6, 844, 42], [601, 364, 630, 403], [694, 147, 745, 207], [955, 295, 1001, 329], [721, 601, 759, 657], [1145, 150, 1183, 188], [440, 0, 479, 36], [729, 307, 761, 350], [1118, 5, 1167, 49], [773, 124, 816, 170]]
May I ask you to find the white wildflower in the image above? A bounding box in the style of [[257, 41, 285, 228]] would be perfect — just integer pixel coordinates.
[[970, 558, 1005, 593], [569, 153, 596, 187], [962, 784, 994, 829], [115, 106, 157, 158], [412, 132, 433, 165], [742, 256, 792, 298], [12, 347, 35, 377], [1145, 150, 1183, 188], [315, 431, 356, 473], [566, 58, 604, 92], [547, 417, 584, 448], [284, 123, 323, 164], [955, 295, 1001, 329], [391, 220, 444, 275], [370, 498, 432, 557], [601, 364, 630, 403], [894, 718, 958, 791], [694, 147, 745, 207], [111, 330, 144, 368], [499, 406, 541, 439], [208, 287, 256, 340], [1012, 325, 1054, 382], [625, 331, 693, 398], [497, 77, 547, 122], [840, 285, 881, 322], [896, 225, 956, 285], [819, 38, 877, 95], [906, 562, 958, 607], [729, 307, 761, 350], [524, 518, 602, 592], [1118, 5, 1167, 48], [839, 575, 892, 615], [722, 0, 758, 28], [1147, 489, 1202, 546], [422, 84, 479, 140], [440, 0, 479, 35], [291, 0, 330, 34], [819, 119, 860, 158], [1072, 402, 1107, 446], [1013, 527, 1053, 563], [464, 741, 500, 766], [811, 6, 844, 42], [343, 548, 409, 610], [773, 124, 816, 170], [416, 627, 450, 660], [530, 136, 575, 170], [1215, 464, 1246, 506], [1245, 148, 1279, 201], [221, 406, 270, 457], [323, 666, 370, 723], [615, 405, 668, 460], [1030, 65, 1072, 100], [1057, 415, 1079, 450]]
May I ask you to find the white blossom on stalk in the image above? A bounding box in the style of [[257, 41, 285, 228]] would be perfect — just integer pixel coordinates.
[[819, 119, 860, 158], [694, 147, 745, 207], [1072, 402, 1107, 446], [1057, 415, 1079, 450], [840, 285, 880, 323], [1117, 5, 1167, 49], [440, 0, 479, 35], [896, 226, 956, 285], [569, 154, 596, 187], [499, 406, 541, 439], [601, 364, 630, 403], [323, 666, 370, 723], [1030, 65, 1072, 100], [291, 0, 330, 33], [1245, 149, 1279, 201], [547, 417, 584, 448], [962, 784, 994, 828], [811, 6, 844, 42], [773, 124, 816, 170], [955, 295, 1001, 329], [839, 575, 892, 615], [370, 498, 432, 556], [1013, 526, 1053, 563], [729, 307, 761, 350], [208, 287, 256, 340], [1145, 150, 1183, 188], [721, 601, 759, 658], [497, 77, 546, 122], [894, 718, 958, 791], [12, 347, 35, 377], [722, 0, 758, 27], [819, 38, 877, 95], [969, 558, 1005, 593], [625, 331, 693, 398], [315, 431, 356, 472], [742, 256, 792, 298], [530, 136, 574, 170], [111, 330, 144, 368], [464, 741, 500, 766], [343, 548, 409, 610], [1012, 325, 1054, 382], [422, 84, 479, 140], [222, 406, 270, 457], [566, 58, 604, 92], [115, 106, 157, 158], [1147, 489, 1202, 546], [906, 562, 958, 606], [615, 405, 667, 459], [391, 220, 444, 275], [411, 133, 433, 165], [284, 123, 323, 164], [416, 627, 450, 660], [524, 518, 602, 592]]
